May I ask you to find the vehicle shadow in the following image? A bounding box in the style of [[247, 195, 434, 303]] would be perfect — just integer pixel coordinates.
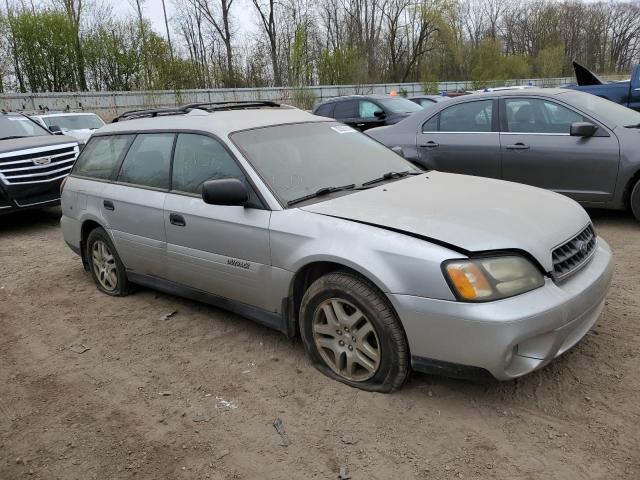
[[0, 207, 61, 237], [586, 207, 639, 229]]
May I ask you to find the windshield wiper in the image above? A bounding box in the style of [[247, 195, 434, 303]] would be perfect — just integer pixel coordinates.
[[624, 123, 640, 128], [0, 135, 27, 140], [287, 184, 356, 206], [360, 170, 422, 187]]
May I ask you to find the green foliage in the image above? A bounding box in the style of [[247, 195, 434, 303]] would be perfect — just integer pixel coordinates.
[[534, 45, 565, 78], [290, 25, 313, 86], [471, 40, 530, 88], [399, 87, 408, 98], [317, 47, 367, 85], [10, 10, 79, 92]]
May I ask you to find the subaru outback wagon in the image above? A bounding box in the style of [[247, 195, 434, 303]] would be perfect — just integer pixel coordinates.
[[61, 101, 613, 392]]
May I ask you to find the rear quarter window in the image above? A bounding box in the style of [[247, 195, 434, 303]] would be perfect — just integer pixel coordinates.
[[315, 103, 334, 117], [73, 135, 133, 180]]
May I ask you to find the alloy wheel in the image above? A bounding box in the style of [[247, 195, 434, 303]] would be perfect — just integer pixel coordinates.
[[312, 298, 381, 381], [91, 240, 118, 292]]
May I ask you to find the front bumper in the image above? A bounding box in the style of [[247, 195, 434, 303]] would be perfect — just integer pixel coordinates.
[[388, 238, 613, 380], [0, 177, 64, 215]]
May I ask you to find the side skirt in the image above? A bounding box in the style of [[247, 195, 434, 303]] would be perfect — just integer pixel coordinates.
[[127, 271, 288, 335]]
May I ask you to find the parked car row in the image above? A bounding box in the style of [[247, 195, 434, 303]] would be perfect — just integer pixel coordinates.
[[57, 100, 614, 392], [0, 111, 105, 215]]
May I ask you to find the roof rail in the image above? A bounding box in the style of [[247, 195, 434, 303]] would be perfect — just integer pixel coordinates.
[[112, 100, 282, 123]]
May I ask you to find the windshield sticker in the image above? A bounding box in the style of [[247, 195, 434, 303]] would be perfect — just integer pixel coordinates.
[[331, 125, 356, 134]]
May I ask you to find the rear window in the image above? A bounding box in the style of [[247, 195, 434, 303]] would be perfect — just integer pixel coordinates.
[[117, 133, 175, 189], [73, 135, 133, 180], [315, 103, 334, 117], [333, 100, 357, 119]]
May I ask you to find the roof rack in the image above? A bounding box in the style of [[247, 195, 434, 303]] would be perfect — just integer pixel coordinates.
[[112, 100, 282, 123]]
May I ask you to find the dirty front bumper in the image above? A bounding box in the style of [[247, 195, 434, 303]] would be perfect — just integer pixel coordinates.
[[388, 238, 613, 380]]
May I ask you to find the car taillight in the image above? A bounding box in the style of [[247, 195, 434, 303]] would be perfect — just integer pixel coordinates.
[[60, 176, 68, 194]]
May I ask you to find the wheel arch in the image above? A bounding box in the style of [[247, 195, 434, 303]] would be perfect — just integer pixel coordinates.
[[285, 258, 395, 338], [79, 218, 107, 270], [623, 168, 640, 209]]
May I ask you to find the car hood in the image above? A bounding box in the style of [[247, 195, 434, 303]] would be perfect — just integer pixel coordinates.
[[300, 172, 591, 272], [0, 134, 78, 155]]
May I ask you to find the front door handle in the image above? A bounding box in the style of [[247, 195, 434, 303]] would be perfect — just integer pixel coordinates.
[[420, 141, 439, 148], [103, 200, 114, 211], [169, 213, 186, 227], [505, 143, 530, 150]]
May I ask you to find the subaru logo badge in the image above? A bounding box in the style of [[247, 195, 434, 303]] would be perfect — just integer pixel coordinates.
[[576, 240, 588, 256], [33, 156, 52, 166]]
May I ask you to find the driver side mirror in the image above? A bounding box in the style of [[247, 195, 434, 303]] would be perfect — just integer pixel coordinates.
[[202, 178, 249, 206], [373, 110, 386, 119], [570, 122, 598, 137]]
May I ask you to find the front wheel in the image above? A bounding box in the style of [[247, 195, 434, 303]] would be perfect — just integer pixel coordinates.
[[631, 179, 640, 222], [299, 271, 409, 392], [86, 227, 130, 296]]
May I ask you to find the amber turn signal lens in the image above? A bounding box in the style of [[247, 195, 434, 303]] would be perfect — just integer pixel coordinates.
[[446, 263, 492, 300]]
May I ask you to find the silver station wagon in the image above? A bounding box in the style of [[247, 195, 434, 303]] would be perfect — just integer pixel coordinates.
[[60, 102, 613, 392]]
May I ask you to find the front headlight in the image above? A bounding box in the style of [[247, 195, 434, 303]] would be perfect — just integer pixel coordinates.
[[443, 256, 544, 302]]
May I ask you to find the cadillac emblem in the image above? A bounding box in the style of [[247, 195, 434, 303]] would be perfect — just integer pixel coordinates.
[[33, 157, 52, 166]]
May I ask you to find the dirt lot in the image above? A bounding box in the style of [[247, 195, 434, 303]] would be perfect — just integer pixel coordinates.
[[1, 207, 639, 480]]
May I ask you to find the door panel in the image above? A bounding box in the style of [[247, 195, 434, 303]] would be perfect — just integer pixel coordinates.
[[101, 183, 167, 277], [416, 99, 501, 178], [163, 133, 274, 311], [500, 97, 620, 203], [164, 195, 273, 311]]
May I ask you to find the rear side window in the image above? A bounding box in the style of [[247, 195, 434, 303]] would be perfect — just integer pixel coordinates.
[[73, 135, 133, 179], [422, 115, 439, 132], [315, 103, 334, 117], [333, 100, 357, 119], [439, 100, 493, 132], [172, 133, 246, 194], [117, 133, 175, 189]]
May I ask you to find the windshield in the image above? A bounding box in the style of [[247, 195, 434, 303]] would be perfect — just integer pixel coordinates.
[[42, 114, 104, 130], [0, 115, 50, 139], [378, 97, 424, 114], [558, 91, 640, 127], [231, 122, 421, 205]]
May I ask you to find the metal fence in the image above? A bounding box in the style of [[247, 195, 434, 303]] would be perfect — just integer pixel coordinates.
[[0, 75, 625, 120]]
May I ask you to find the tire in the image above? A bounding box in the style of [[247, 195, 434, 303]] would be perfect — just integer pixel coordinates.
[[299, 271, 410, 392], [85, 227, 130, 296], [631, 179, 640, 222]]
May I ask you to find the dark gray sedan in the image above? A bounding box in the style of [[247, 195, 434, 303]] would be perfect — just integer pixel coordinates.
[[367, 88, 640, 221]]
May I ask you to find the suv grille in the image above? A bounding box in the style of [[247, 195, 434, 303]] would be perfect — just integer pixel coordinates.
[[0, 143, 79, 185], [552, 225, 597, 280]]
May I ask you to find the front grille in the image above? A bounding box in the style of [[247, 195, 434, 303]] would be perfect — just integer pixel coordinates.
[[552, 225, 597, 280], [0, 143, 79, 185]]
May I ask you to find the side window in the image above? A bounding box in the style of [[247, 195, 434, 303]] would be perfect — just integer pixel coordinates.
[[359, 100, 381, 118], [172, 133, 246, 194], [505, 98, 586, 134], [117, 133, 174, 189], [315, 103, 334, 117], [439, 100, 493, 132], [422, 114, 439, 132], [73, 135, 133, 180], [333, 100, 357, 119]]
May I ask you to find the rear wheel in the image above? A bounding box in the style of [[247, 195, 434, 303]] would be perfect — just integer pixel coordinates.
[[631, 179, 640, 222], [299, 271, 409, 392], [86, 227, 130, 296]]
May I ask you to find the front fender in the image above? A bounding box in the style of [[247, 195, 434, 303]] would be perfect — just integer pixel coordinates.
[[269, 209, 459, 301]]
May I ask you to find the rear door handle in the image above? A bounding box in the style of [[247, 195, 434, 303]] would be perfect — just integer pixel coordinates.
[[505, 143, 530, 150], [103, 200, 114, 211], [420, 141, 439, 148], [169, 213, 186, 227]]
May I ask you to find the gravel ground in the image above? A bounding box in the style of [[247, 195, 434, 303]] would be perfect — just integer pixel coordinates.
[[1, 207, 639, 480]]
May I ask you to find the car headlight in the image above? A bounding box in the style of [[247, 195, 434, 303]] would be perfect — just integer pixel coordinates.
[[443, 256, 544, 302]]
